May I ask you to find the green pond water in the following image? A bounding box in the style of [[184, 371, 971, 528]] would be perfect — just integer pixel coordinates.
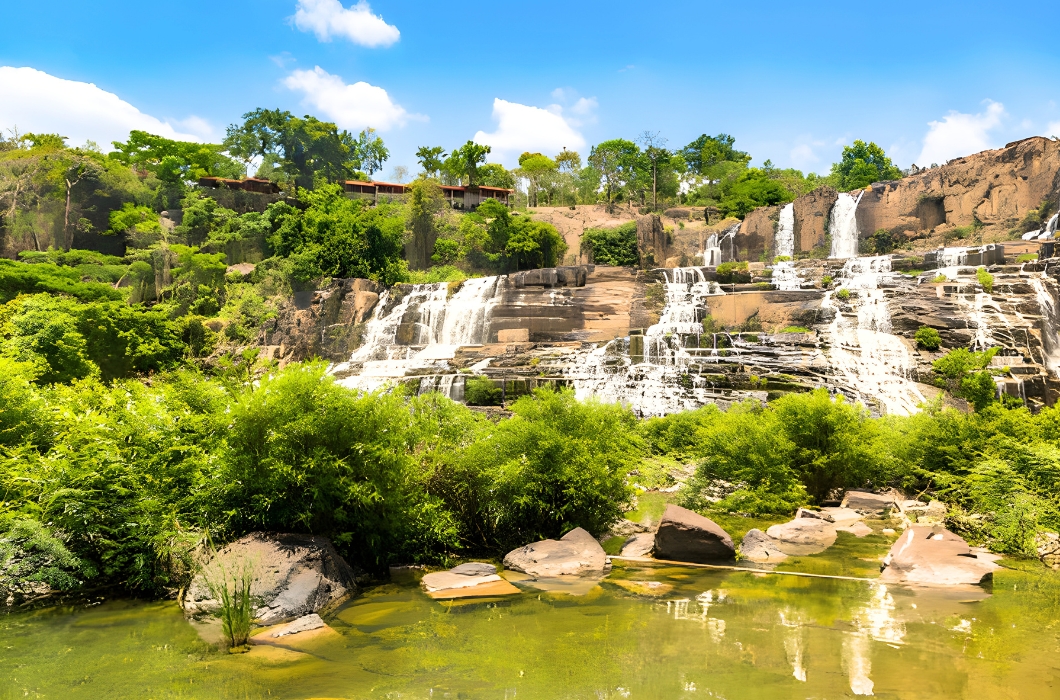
[[3, 532, 1060, 699]]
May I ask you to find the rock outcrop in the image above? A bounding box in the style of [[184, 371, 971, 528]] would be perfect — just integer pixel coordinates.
[[738, 528, 788, 562], [842, 491, 899, 515], [619, 532, 655, 557], [503, 527, 611, 577], [792, 186, 838, 253], [653, 504, 735, 563], [183, 533, 356, 625], [880, 526, 999, 585], [636, 214, 670, 267], [766, 517, 838, 555]]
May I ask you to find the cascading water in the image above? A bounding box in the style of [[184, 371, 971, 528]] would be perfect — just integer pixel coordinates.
[[775, 203, 795, 259], [1030, 275, 1060, 376], [822, 256, 925, 415], [334, 276, 502, 392], [701, 223, 739, 266], [567, 269, 736, 416], [829, 192, 864, 259]]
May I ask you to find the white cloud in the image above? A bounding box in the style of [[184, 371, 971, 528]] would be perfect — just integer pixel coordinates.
[[0, 66, 202, 148], [915, 101, 1005, 165], [473, 98, 587, 163], [283, 66, 419, 132], [292, 0, 399, 47], [789, 144, 819, 169], [1046, 121, 1060, 138]]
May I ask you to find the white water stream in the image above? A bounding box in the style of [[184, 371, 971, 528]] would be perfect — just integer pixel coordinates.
[[822, 256, 925, 415], [829, 192, 864, 259]]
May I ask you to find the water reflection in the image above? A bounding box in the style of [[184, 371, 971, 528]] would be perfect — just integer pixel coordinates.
[[778, 608, 807, 682]]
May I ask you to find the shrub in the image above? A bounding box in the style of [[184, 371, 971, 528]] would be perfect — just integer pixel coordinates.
[[915, 326, 942, 351], [933, 273, 947, 283], [1017, 253, 1038, 263], [779, 326, 809, 333], [581, 223, 639, 266], [716, 261, 751, 284], [821, 275, 833, 286], [835, 288, 851, 300], [206, 561, 255, 653], [464, 376, 502, 406], [977, 267, 994, 293]]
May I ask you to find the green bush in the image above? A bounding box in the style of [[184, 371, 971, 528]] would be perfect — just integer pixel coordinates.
[[915, 326, 942, 351], [977, 267, 994, 293], [835, 288, 851, 300], [716, 261, 751, 284], [581, 223, 639, 266], [464, 376, 502, 406], [1017, 253, 1038, 263], [0, 259, 123, 304], [779, 326, 809, 333]]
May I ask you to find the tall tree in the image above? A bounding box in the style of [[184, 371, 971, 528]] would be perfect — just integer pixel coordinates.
[[446, 141, 491, 187], [637, 132, 672, 211], [831, 140, 903, 190], [415, 146, 446, 179], [588, 139, 639, 213], [517, 153, 556, 207], [681, 134, 750, 175], [353, 128, 389, 176]]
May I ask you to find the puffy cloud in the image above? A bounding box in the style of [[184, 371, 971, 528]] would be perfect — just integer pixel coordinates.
[[292, 0, 399, 47], [915, 101, 1005, 165], [283, 66, 420, 132], [0, 66, 202, 147], [473, 98, 587, 163]]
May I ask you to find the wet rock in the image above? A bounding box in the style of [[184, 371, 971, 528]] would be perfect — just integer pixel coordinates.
[[620, 532, 655, 557], [421, 571, 502, 593], [183, 533, 356, 625], [795, 507, 835, 523], [653, 504, 735, 563], [766, 518, 838, 555], [503, 527, 611, 577], [738, 528, 788, 562], [880, 526, 999, 585], [449, 562, 497, 576], [269, 613, 325, 638], [841, 490, 899, 514]]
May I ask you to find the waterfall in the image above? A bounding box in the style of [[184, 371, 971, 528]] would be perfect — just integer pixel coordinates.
[[702, 233, 722, 266], [700, 223, 739, 266], [829, 192, 864, 259], [823, 256, 925, 416], [775, 203, 795, 259], [334, 276, 502, 392], [1031, 275, 1060, 376]]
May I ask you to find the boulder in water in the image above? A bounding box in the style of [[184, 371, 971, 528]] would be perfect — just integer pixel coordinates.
[[503, 527, 611, 577], [620, 532, 655, 557], [183, 533, 356, 625], [880, 526, 999, 585], [653, 505, 735, 563], [738, 528, 788, 562], [766, 517, 838, 555]]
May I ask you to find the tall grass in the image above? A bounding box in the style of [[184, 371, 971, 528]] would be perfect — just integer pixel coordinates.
[[207, 562, 255, 652]]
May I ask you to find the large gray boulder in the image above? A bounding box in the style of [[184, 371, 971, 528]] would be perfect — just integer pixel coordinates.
[[619, 532, 655, 557], [880, 526, 999, 585], [503, 527, 611, 577], [183, 533, 356, 625], [653, 504, 735, 563], [766, 517, 838, 555], [738, 528, 788, 563]]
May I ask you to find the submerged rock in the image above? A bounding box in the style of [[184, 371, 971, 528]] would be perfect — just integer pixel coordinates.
[[738, 528, 788, 562], [620, 532, 655, 557], [183, 533, 356, 625], [653, 504, 735, 563], [503, 527, 611, 577], [880, 526, 999, 586], [766, 517, 838, 555], [269, 613, 325, 638]]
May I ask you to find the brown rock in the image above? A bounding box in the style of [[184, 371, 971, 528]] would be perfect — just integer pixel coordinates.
[[502, 527, 611, 577], [653, 504, 735, 563], [738, 528, 788, 562], [842, 491, 899, 514], [619, 532, 655, 557], [766, 518, 838, 555], [880, 526, 999, 585]]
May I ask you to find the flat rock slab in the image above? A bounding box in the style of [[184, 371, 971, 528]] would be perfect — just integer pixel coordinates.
[[739, 528, 788, 562], [448, 562, 497, 576], [819, 507, 864, 525], [880, 526, 999, 586], [837, 521, 873, 538], [269, 613, 325, 638], [653, 504, 735, 563], [503, 527, 611, 577], [421, 572, 502, 592], [842, 491, 899, 514], [766, 518, 838, 555], [426, 579, 521, 599], [620, 533, 655, 557], [183, 532, 356, 625], [795, 508, 835, 522]]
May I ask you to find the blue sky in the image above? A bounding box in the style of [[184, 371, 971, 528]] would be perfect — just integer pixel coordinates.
[[2, 0, 1059, 175]]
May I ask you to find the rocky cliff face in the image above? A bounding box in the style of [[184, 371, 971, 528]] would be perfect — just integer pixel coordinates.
[[733, 136, 1060, 261]]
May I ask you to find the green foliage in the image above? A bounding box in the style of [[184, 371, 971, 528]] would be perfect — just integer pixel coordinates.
[[206, 560, 254, 652], [933, 347, 997, 379], [779, 326, 809, 333], [110, 130, 244, 184], [581, 223, 639, 266], [835, 288, 851, 300], [446, 141, 492, 187], [716, 261, 750, 284], [268, 184, 409, 285], [821, 275, 833, 286], [680, 134, 750, 174], [716, 169, 794, 219], [1017, 253, 1039, 263], [932, 347, 999, 411], [977, 266, 995, 293], [830, 140, 903, 190], [865, 229, 895, 254], [0, 259, 122, 303], [933, 273, 948, 283], [915, 326, 942, 351], [464, 376, 502, 406], [0, 519, 92, 595]]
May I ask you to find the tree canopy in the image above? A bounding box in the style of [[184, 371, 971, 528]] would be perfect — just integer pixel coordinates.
[[831, 140, 903, 190]]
